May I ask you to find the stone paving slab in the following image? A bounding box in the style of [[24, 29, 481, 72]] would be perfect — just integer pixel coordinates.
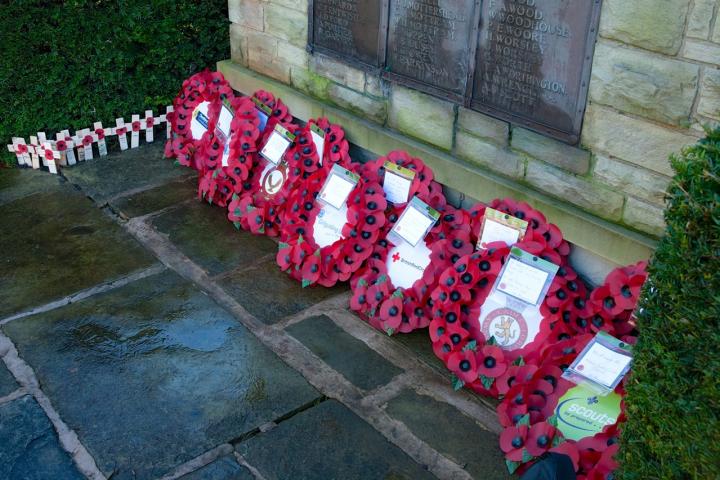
[[63, 143, 191, 204], [3, 270, 321, 480], [0, 361, 18, 398], [384, 389, 509, 480], [392, 330, 447, 376], [0, 167, 67, 207], [220, 260, 346, 324], [178, 456, 253, 480], [151, 200, 277, 276], [287, 314, 403, 391], [0, 188, 156, 318], [236, 400, 436, 479], [111, 176, 197, 219], [0, 395, 84, 480]]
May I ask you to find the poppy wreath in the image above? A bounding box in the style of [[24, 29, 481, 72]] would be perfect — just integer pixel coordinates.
[[276, 158, 382, 288], [349, 151, 474, 335], [197, 96, 264, 208], [426, 196, 585, 393], [495, 333, 632, 479], [165, 70, 234, 170], [228, 117, 351, 237]]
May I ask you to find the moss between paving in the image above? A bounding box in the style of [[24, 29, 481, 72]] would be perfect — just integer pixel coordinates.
[[286, 315, 403, 391], [3, 270, 321, 480], [385, 389, 510, 479], [236, 400, 435, 479]]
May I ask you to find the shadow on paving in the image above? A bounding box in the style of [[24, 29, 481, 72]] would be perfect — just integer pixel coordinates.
[[0, 395, 84, 479], [62, 142, 192, 204], [0, 185, 156, 319], [3, 270, 321, 480], [236, 400, 436, 480]]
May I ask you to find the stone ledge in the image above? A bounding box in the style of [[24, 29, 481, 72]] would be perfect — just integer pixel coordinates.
[[217, 60, 657, 265]]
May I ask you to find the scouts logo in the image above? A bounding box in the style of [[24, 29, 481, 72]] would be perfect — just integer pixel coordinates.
[[260, 163, 287, 199], [555, 386, 620, 441], [481, 308, 528, 349]]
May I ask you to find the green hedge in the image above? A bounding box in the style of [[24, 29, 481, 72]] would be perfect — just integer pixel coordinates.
[[0, 0, 229, 166], [620, 127, 720, 479]]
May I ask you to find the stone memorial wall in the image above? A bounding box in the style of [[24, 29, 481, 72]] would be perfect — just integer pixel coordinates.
[[226, 0, 720, 249]]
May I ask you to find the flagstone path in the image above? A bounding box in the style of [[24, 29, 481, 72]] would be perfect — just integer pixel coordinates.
[[0, 144, 509, 480]]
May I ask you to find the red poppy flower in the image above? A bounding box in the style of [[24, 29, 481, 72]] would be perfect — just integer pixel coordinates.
[[55, 140, 67, 151], [146, 117, 155, 128], [81, 135, 93, 147], [378, 294, 404, 331], [477, 345, 508, 378], [300, 251, 321, 287], [448, 350, 478, 384], [607, 268, 646, 310], [95, 129, 105, 140], [590, 285, 625, 317], [43, 148, 54, 161], [116, 127, 128, 136], [131, 121, 142, 132], [16, 144, 28, 154], [499, 425, 529, 462], [526, 422, 557, 457]]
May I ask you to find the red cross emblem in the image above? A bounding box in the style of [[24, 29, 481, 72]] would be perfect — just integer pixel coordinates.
[[392, 252, 401, 263]]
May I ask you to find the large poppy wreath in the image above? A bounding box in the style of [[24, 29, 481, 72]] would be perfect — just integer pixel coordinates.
[[495, 330, 635, 479], [165, 70, 234, 171], [427, 199, 583, 397], [228, 118, 351, 237], [196, 96, 264, 208], [349, 151, 475, 335], [276, 157, 383, 288]]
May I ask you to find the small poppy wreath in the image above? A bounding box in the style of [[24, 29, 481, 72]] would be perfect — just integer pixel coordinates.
[[496, 333, 632, 479], [229, 118, 351, 238], [197, 96, 263, 208], [166, 70, 234, 170], [349, 151, 472, 335], [277, 160, 383, 288]]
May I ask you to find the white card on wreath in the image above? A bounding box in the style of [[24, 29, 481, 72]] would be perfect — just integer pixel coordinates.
[[313, 203, 348, 248], [317, 164, 359, 210], [477, 208, 529, 250], [496, 257, 550, 306], [388, 196, 439, 247], [260, 124, 294, 166], [383, 161, 415, 205], [191, 101, 211, 140], [310, 124, 325, 165]]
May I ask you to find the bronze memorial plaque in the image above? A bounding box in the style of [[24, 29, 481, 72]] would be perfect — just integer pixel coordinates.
[[308, 0, 388, 69], [384, 0, 481, 101], [471, 0, 602, 144]]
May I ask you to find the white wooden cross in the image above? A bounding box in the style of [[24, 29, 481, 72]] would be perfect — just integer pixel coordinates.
[[57, 131, 77, 165], [130, 114, 141, 148], [79, 129, 97, 160], [29, 136, 41, 169], [159, 105, 173, 139], [36, 132, 48, 165], [93, 122, 110, 156], [143, 110, 155, 143], [40, 141, 60, 174], [6, 138, 30, 166], [73, 131, 85, 162], [116, 118, 129, 150]]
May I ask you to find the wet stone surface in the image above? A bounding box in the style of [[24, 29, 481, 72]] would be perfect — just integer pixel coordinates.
[[63, 142, 191, 204], [0, 395, 84, 480], [0, 167, 67, 207], [178, 455, 253, 480], [385, 389, 509, 480], [0, 361, 19, 397], [392, 330, 447, 377], [236, 400, 435, 479], [220, 260, 346, 324], [111, 176, 197, 219], [3, 270, 320, 480], [0, 188, 156, 318], [152, 200, 277, 276], [286, 315, 403, 391]]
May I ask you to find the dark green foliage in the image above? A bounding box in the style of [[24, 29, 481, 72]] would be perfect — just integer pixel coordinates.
[[0, 0, 229, 166], [620, 127, 720, 479]]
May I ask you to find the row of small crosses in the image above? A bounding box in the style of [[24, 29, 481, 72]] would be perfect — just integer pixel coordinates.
[[6, 107, 174, 175]]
